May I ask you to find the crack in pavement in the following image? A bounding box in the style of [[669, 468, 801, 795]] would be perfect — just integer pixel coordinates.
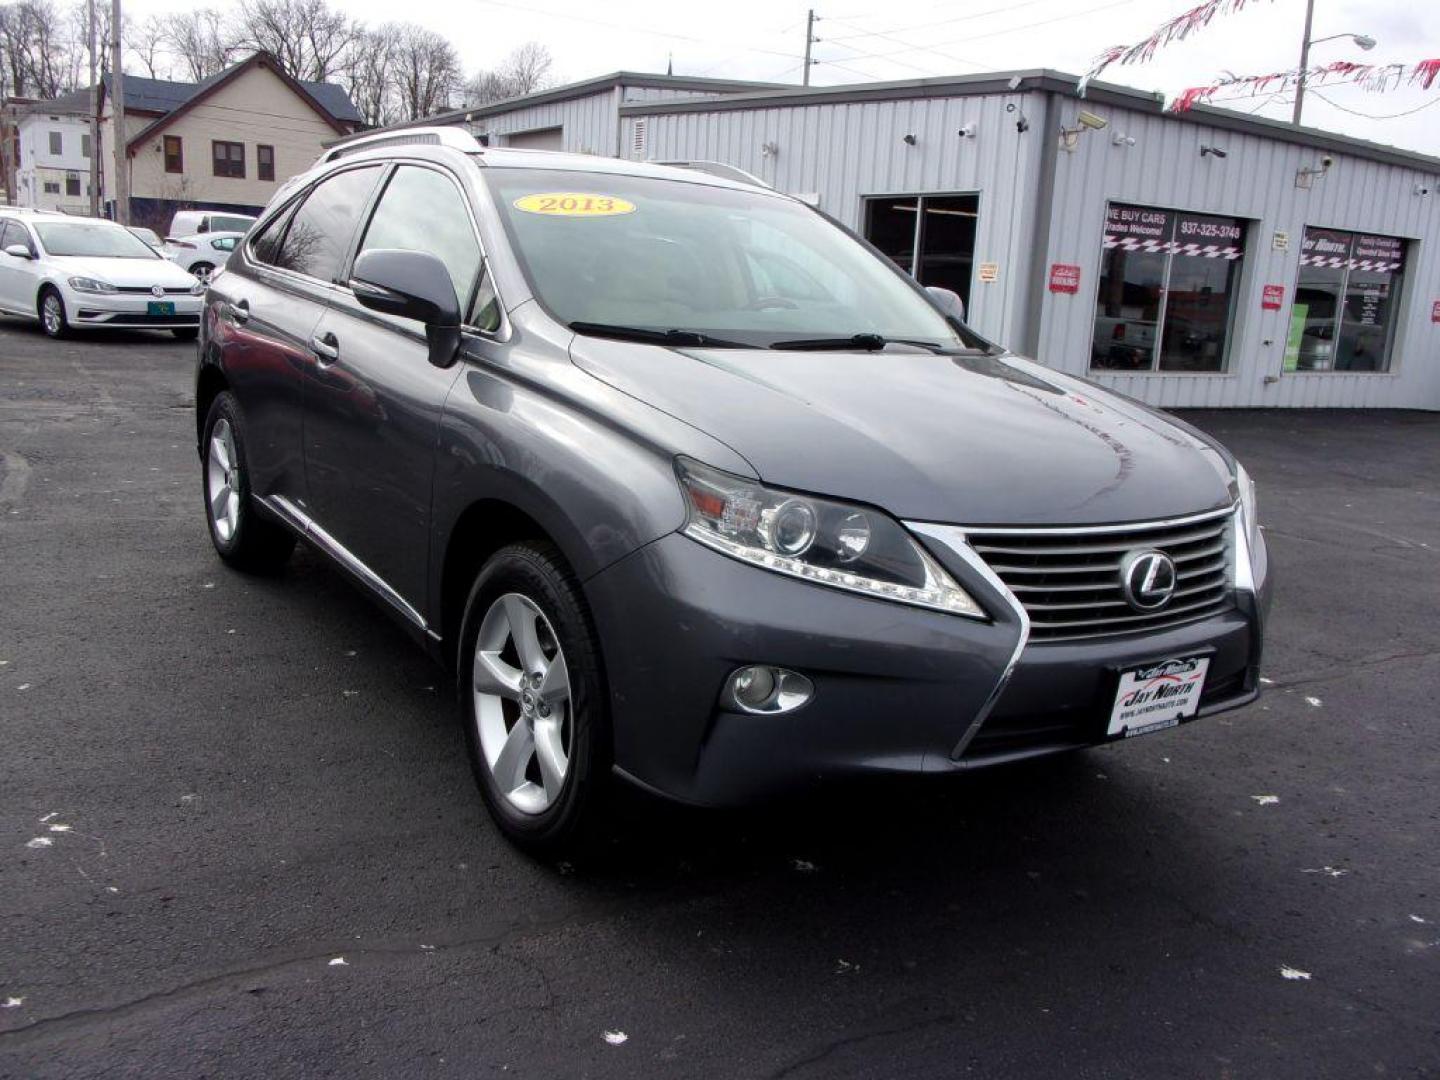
[[0, 896, 622, 1049], [766, 1010, 959, 1079], [1264, 647, 1440, 692]]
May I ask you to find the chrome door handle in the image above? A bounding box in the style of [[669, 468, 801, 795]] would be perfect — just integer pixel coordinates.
[[227, 299, 250, 325], [310, 332, 340, 362]]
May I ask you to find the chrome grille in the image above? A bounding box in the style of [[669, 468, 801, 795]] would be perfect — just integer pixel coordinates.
[[966, 509, 1235, 642]]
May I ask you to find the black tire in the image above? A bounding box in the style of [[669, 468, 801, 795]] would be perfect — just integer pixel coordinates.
[[172, 327, 199, 341], [38, 287, 68, 339], [201, 391, 296, 572], [458, 541, 610, 854]]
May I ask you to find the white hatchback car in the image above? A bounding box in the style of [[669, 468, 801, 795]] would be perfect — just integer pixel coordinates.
[[163, 232, 244, 284], [0, 212, 204, 340]]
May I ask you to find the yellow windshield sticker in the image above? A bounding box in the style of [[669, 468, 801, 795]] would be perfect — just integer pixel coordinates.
[[513, 193, 636, 217]]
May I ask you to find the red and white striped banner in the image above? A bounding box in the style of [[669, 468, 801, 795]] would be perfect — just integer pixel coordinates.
[[1170, 58, 1440, 111], [1079, 0, 1272, 95]]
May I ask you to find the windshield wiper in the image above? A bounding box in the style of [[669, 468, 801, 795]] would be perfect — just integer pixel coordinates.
[[569, 322, 746, 348], [770, 333, 956, 353]]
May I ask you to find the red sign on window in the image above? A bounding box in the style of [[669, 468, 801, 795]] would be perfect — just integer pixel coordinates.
[[1049, 263, 1081, 293], [1262, 284, 1285, 310], [1432, 300, 1440, 323]]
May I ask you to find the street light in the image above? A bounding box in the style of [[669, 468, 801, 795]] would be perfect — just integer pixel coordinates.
[[1293, 0, 1377, 125]]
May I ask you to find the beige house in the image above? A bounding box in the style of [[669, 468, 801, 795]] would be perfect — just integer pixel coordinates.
[[98, 52, 361, 232]]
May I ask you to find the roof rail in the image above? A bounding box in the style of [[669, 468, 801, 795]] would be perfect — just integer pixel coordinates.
[[652, 160, 772, 189], [321, 126, 482, 163]]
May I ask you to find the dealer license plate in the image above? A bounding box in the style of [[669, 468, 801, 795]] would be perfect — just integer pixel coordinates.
[[146, 300, 175, 316], [1107, 656, 1210, 739]]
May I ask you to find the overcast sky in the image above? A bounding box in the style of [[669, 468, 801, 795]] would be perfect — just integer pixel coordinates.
[[128, 0, 1440, 155]]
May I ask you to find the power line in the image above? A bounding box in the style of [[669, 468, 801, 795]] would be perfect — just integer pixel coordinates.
[[1310, 88, 1440, 120], [821, 16, 987, 72], [848, 0, 1134, 62], [470, 0, 804, 66], [823, 0, 1067, 43]]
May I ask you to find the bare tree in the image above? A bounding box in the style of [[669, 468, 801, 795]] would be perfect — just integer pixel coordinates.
[[126, 13, 168, 78], [160, 9, 233, 81], [235, 0, 355, 83], [0, 0, 69, 98], [343, 26, 397, 127], [392, 23, 460, 121], [467, 41, 554, 105]]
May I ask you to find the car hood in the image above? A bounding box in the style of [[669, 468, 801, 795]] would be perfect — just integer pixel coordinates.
[[53, 255, 198, 288], [570, 339, 1236, 526]]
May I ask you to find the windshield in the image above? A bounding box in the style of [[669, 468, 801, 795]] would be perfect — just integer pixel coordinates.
[[483, 167, 986, 350], [36, 222, 161, 259]]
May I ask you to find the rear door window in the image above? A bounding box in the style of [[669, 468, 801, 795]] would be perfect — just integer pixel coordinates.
[[272, 166, 382, 283]]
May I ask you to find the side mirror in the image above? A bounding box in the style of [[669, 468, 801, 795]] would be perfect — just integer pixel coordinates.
[[4, 244, 32, 260], [350, 248, 462, 369], [925, 285, 964, 322]]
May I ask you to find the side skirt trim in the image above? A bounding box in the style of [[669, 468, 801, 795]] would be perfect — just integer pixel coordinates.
[[262, 494, 428, 633]]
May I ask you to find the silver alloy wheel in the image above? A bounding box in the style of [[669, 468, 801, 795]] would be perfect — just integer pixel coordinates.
[[41, 293, 62, 335], [206, 417, 242, 542], [473, 592, 572, 815]]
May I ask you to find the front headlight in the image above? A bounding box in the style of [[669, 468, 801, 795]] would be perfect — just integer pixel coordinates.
[[676, 457, 985, 617], [190, 280, 207, 295], [68, 275, 116, 294]]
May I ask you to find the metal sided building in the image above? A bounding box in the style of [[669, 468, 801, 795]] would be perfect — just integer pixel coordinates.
[[617, 71, 1440, 409]]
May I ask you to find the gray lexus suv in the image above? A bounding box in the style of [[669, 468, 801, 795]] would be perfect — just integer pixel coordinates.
[[195, 128, 1271, 851]]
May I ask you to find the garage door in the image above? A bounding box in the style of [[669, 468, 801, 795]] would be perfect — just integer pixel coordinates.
[[507, 127, 563, 151]]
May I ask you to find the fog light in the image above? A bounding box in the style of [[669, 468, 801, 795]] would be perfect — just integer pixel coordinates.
[[723, 665, 814, 715]]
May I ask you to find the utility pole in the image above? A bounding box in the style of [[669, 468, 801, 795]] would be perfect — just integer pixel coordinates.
[[109, 0, 127, 223], [1291, 0, 1316, 125], [87, 0, 100, 216], [803, 9, 817, 87]]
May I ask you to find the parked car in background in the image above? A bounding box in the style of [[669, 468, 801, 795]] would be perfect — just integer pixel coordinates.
[[195, 132, 1270, 852], [0, 210, 203, 339], [164, 232, 244, 283], [168, 210, 256, 237], [128, 226, 164, 250]]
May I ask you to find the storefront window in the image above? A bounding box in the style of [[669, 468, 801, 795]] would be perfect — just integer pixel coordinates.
[[1091, 203, 1246, 373], [1286, 228, 1406, 372], [864, 194, 978, 312]]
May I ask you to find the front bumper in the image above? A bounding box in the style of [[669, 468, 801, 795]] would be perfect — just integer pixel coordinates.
[[585, 525, 1270, 807], [66, 290, 202, 329]]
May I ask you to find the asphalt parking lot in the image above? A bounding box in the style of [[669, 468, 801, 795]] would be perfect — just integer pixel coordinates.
[[1, 321, 1437, 1078]]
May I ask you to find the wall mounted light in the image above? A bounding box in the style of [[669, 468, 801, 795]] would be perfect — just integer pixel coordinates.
[[1200, 145, 1228, 158], [761, 140, 779, 157], [902, 133, 917, 146]]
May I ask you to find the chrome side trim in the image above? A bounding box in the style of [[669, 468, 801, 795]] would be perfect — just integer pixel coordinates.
[[263, 494, 428, 632], [907, 522, 1030, 760], [931, 503, 1238, 536]]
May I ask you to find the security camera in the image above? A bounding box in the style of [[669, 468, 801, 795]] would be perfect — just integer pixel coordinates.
[[1320, 154, 1334, 169], [957, 123, 977, 139], [1200, 145, 1228, 158], [1076, 110, 1109, 131], [1417, 183, 1433, 196]]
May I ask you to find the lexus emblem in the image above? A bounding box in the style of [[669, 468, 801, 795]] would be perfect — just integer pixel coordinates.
[[1119, 550, 1177, 611], [150, 285, 165, 297]]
